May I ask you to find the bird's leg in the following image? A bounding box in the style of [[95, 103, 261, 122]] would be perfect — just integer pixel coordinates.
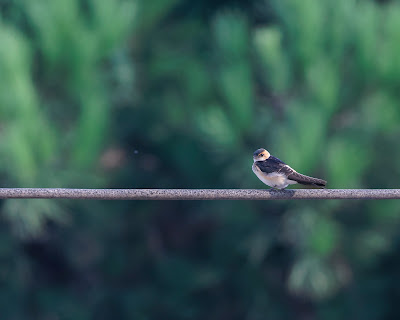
[[271, 186, 285, 191]]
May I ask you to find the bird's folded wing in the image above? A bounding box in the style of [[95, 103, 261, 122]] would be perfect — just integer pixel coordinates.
[[256, 158, 286, 174], [285, 168, 327, 186]]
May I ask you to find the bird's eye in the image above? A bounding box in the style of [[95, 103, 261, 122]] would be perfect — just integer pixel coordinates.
[[258, 153, 263, 157]]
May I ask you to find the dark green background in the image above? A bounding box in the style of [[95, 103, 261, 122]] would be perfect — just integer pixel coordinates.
[[1, 0, 400, 319]]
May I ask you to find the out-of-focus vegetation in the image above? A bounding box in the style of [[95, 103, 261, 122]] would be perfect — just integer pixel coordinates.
[[1, 0, 400, 318]]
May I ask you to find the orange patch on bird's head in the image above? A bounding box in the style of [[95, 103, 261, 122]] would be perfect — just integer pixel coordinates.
[[253, 148, 270, 162]]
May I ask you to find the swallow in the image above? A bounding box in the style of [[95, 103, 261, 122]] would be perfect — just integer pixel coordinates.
[[252, 148, 326, 190]]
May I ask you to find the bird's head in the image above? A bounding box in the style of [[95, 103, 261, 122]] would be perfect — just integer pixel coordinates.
[[253, 148, 270, 162]]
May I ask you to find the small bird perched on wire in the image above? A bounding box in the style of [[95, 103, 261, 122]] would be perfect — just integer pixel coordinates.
[[252, 148, 326, 190]]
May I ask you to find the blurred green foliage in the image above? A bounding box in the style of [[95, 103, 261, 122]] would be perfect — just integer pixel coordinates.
[[1, 0, 400, 319]]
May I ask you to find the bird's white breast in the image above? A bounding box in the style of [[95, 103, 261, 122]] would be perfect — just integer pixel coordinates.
[[252, 163, 297, 189]]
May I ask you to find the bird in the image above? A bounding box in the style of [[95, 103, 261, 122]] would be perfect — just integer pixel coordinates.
[[252, 148, 326, 190]]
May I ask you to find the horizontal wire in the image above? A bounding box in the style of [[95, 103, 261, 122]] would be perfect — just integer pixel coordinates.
[[0, 188, 399, 200]]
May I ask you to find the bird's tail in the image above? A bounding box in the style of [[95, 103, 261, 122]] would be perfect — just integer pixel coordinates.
[[289, 172, 327, 187]]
